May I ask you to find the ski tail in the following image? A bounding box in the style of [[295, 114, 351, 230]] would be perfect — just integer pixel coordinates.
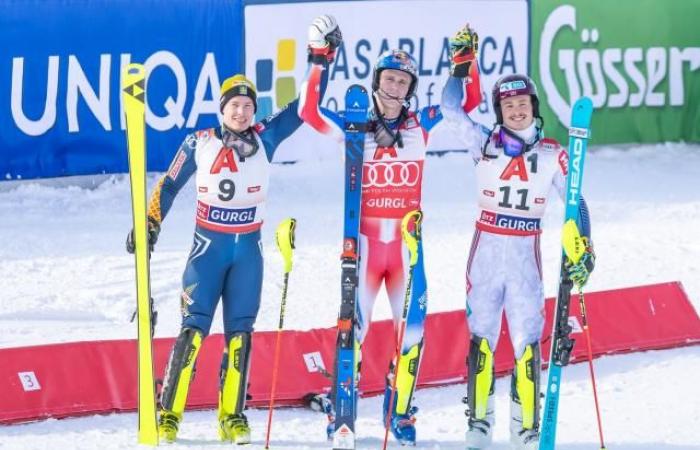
[[539, 97, 593, 450], [332, 84, 369, 450], [123, 63, 158, 446]]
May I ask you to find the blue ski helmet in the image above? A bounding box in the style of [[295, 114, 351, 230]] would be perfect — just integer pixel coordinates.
[[371, 50, 419, 98], [491, 74, 540, 124]]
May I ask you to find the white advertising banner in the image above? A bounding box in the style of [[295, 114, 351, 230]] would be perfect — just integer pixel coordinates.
[[244, 0, 528, 160]]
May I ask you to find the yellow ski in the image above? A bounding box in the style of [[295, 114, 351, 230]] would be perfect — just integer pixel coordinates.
[[122, 63, 158, 446]]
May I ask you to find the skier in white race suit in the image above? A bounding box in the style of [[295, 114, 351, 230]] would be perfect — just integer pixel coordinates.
[[441, 25, 595, 450]]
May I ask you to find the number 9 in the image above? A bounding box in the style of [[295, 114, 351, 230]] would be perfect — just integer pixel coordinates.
[[218, 179, 235, 201]]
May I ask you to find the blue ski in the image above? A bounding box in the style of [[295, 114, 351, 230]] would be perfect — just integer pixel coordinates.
[[539, 97, 594, 450], [332, 84, 369, 450]]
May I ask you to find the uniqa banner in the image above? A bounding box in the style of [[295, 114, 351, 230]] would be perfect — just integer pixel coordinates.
[[0, 0, 243, 180], [531, 0, 700, 144]]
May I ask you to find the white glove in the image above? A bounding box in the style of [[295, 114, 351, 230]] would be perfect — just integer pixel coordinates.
[[308, 14, 339, 49]]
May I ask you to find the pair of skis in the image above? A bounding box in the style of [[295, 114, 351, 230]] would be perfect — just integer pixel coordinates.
[[330, 85, 367, 450], [331, 85, 423, 450], [122, 64, 159, 446]]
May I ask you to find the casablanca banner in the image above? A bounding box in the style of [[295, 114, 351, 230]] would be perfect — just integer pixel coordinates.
[[243, 0, 529, 160]]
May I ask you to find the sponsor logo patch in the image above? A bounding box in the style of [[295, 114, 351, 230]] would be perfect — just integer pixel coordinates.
[[541, 137, 560, 150], [500, 80, 527, 93], [480, 211, 540, 231], [167, 150, 188, 180], [363, 161, 421, 188], [558, 150, 569, 176], [198, 202, 256, 225], [185, 134, 198, 149]]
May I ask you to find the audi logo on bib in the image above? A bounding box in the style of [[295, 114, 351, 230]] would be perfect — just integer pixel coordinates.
[[363, 161, 421, 188]]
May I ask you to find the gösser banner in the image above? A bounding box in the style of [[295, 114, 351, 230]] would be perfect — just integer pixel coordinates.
[[531, 0, 700, 144]]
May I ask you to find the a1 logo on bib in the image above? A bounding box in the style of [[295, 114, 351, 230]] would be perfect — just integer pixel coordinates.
[[210, 147, 239, 174], [500, 153, 538, 181]]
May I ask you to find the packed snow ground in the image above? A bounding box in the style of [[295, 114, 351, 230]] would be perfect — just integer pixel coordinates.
[[1, 143, 699, 448]]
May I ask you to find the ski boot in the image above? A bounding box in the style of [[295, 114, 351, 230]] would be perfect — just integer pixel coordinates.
[[219, 412, 251, 445], [304, 392, 334, 415], [386, 406, 418, 446], [510, 343, 541, 450], [383, 385, 418, 446], [464, 396, 494, 449], [325, 415, 336, 441], [158, 410, 182, 443], [465, 417, 494, 449], [510, 398, 539, 450], [465, 336, 496, 449], [509, 426, 540, 450]]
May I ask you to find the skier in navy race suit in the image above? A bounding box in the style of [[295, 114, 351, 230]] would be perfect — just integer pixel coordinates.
[[125, 14, 342, 445]]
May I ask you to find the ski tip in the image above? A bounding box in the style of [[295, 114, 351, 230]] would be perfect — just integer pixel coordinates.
[[124, 63, 145, 78], [347, 84, 368, 94], [122, 64, 146, 97], [574, 96, 594, 112]]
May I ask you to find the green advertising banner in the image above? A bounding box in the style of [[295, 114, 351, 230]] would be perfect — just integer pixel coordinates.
[[531, 0, 700, 144]]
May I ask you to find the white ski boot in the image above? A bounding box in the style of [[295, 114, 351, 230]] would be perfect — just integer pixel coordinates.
[[465, 416, 494, 449], [465, 395, 494, 449], [509, 399, 539, 450]]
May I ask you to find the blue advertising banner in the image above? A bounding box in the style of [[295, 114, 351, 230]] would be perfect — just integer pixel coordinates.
[[0, 0, 244, 180]]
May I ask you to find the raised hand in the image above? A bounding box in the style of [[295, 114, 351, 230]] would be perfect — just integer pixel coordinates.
[[307, 14, 342, 63], [450, 24, 479, 78]]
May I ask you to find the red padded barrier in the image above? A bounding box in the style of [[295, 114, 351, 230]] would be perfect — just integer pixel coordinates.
[[1, 282, 698, 424]]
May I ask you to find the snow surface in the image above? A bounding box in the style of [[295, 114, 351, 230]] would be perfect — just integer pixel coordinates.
[[1, 143, 700, 448]]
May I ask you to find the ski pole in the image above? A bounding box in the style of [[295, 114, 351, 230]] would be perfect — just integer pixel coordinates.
[[382, 210, 422, 450], [264, 218, 297, 449], [562, 219, 606, 449], [578, 289, 607, 450]]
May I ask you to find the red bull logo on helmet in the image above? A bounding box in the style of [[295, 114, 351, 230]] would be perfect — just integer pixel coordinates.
[[392, 50, 417, 75]]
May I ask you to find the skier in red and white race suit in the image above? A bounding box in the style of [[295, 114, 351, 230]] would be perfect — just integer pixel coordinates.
[[299, 38, 480, 444], [441, 25, 595, 450]]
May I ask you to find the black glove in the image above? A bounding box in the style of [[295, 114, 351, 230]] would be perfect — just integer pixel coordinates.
[[450, 24, 479, 78], [126, 217, 160, 254], [307, 14, 343, 64]]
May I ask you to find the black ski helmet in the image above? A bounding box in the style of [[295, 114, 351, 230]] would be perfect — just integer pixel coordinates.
[[491, 74, 540, 124], [371, 50, 419, 99]]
